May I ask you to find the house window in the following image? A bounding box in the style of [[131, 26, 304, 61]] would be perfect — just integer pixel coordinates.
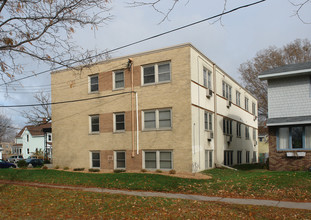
[[252, 102, 256, 115], [236, 122, 241, 137], [237, 151, 242, 164], [114, 113, 125, 132], [222, 81, 232, 101], [48, 134, 52, 142], [89, 75, 99, 92], [245, 126, 250, 140], [91, 152, 100, 168], [253, 128, 256, 140], [115, 151, 126, 169], [204, 111, 213, 131], [208, 71, 212, 89], [223, 118, 232, 135], [277, 126, 311, 150], [205, 150, 213, 169], [245, 97, 249, 111], [259, 137, 263, 142], [90, 115, 99, 133], [224, 150, 233, 166], [26, 135, 29, 142], [144, 151, 172, 170], [246, 151, 250, 163], [143, 109, 171, 130], [114, 71, 124, 89], [203, 68, 207, 87], [27, 148, 29, 154], [142, 62, 171, 85], [236, 91, 241, 106]]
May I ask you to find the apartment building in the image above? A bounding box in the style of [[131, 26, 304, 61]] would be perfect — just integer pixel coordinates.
[[51, 44, 258, 173], [259, 62, 311, 171]]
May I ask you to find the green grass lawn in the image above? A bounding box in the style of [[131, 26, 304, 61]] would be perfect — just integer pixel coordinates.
[[0, 167, 311, 201], [1, 185, 310, 219]]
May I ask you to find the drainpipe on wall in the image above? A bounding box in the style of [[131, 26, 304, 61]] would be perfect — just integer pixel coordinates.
[[128, 58, 135, 158], [136, 92, 139, 155], [213, 63, 218, 165]]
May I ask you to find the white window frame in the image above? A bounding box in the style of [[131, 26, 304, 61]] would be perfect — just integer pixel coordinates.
[[223, 118, 232, 135], [236, 122, 241, 138], [89, 115, 100, 134], [113, 70, 125, 90], [253, 128, 256, 140], [205, 150, 213, 169], [143, 150, 173, 170], [237, 151, 242, 164], [236, 91, 241, 106], [252, 102, 256, 115], [245, 97, 249, 111], [114, 151, 126, 169], [142, 62, 171, 85], [142, 109, 172, 131], [204, 111, 213, 131], [246, 151, 250, 164], [222, 81, 232, 101], [90, 151, 100, 168], [88, 74, 99, 93], [245, 126, 250, 140], [224, 150, 233, 166], [114, 112, 125, 132]]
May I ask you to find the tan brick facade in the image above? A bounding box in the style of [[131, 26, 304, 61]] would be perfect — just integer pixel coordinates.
[[268, 127, 311, 171]]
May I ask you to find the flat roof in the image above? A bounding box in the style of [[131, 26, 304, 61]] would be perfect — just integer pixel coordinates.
[[258, 62, 311, 80], [267, 115, 311, 126]]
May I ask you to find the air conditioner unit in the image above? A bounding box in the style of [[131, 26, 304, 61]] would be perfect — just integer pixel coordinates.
[[207, 131, 214, 141], [253, 115, 257, 121], [226, 100, 231, 108], [254, 141, 257, 146], [226, 135, 232, 143], [206, 89, 213, 98]]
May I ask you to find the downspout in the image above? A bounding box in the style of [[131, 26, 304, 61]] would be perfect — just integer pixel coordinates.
[[213, 64, 218, 165], [129, 58, 135, 158], [136, 92, 139, 154]]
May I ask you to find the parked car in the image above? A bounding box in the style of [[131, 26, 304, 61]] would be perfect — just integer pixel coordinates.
[[25, 158, 43, 167], [8, 155, 24, 163], [0, 159, 16, 168]]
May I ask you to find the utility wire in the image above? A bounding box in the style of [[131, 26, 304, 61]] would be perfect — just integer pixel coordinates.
[[0, 91, 133, 108], [0, 0, 266, 87]]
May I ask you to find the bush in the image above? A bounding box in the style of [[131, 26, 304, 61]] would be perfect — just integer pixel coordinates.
[[42, 166, 48, 170], [155, 169, 162, 173], [17, 160, 27, 168], [114, 169, 126, 173], [63, 167, 69, 170], [141, 169, 147, 173], [88, 168, 100, 172], [73, 168, 85, 171], [169, 169, 176, 174], [54, 165, 60, 169]]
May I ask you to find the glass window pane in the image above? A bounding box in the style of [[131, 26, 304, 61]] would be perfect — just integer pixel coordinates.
[[305, 126, 311, 149], [145, 152, 156, 169], [159, 120, 171, 128], [145, 161, 156, 169], [115, 72, 124, 81], [117, 161, 125, 168], [144, 66, 155, 84], [92, 160, 100, 168], [92, 152, 100, 159], [145, 152, 156, 160], [160, 161, 172, 169], [117, 152, 125, 160], [209, 151, 213, 168], [159, 110, 170, 120], [160, 152, 171, 160], [158, 72, 170, 82], [145, 112, 155, 120], [145, 121, 156, 129], [279, 127, 289, 149], [116, 114, 124, 122], [158, 63, 170, 73], [292, 127, 303, 148]]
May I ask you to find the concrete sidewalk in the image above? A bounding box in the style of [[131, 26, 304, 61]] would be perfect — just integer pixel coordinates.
[[1, 180, 311, 211]]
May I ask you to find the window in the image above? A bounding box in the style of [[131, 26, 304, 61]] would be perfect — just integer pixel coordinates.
[[203, 68, 212, 89], [223, 118, 232, 135], [224, 151, 233, 166], [253, 128, 256, 140], [91, 152, 100, 168], [48, 134, 52, 142], [142, 62, 171, 85], [203, 68, 207, 87], [277, 126, 311, 150], [252, 102, 256, 115], [89, 75, 99, 92], [27, 135, 29, 142], [27, 148, 29, 154], [143, 109, 171, 130], [114, 113, 125, 132], [144, 151, 172, 170], [259, 137, 263, 142], [204, 111, 213, 131], [246, 151, 250, 163], [245, 97, 249, 111], [236, 122, 241, 137], [205, 150, 213, 169], [90, 115, 99, 133], [222, 81, 232, 101], [237, 151, 242, 164], [114, 71, 124, 89], [245, 126, 250, 140], [236, 91, 241, 106], [115, 151, 126, 169]]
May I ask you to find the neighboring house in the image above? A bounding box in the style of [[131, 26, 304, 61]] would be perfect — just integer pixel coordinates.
[[51, 43, 258, 173], [0, 142, 13, 160], [15, 123, 52, 159], [258, 126, 269, 163], [259, 62, 311, 171]]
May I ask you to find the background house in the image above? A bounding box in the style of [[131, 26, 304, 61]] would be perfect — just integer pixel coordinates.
[[15, 123, 52, 159], [259, 62, 311, 171], [0, 142, 13, 160], [51, 44, 258, 173]]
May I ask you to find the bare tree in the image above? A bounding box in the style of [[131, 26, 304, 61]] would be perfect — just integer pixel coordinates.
[[0, 0, 112, 85], [290, 0, 311, 24], [22, 91, 51, 125], [239, 39, 311, 123], [0, 114, 14, 142]]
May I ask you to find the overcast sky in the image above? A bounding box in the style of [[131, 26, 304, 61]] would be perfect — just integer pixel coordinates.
[[1, 0, 311, 131]]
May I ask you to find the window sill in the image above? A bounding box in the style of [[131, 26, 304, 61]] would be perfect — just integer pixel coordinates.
[[88, 91, 99, 94], [142, 81, 171, 87], [277, 149, 311, 152], [142, 128, 172, 132], [112, 87, 124, 91], [89, 132, 100, 135], [113, 130, 125, 134]]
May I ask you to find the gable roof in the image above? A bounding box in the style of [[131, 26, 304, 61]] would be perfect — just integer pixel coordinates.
[[258, 62, 311, 80], [16, 123, 52, 138]]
